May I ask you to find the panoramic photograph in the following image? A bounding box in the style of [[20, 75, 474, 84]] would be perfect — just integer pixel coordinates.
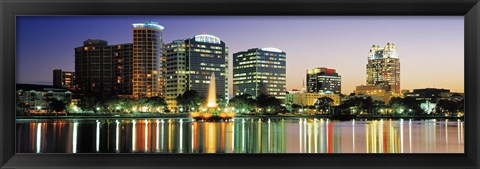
[[16, 16, 464, 154]]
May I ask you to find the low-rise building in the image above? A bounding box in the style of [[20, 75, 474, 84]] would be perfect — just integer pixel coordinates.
[[285, 92, 340, 111], [404, 88, 452, 102], [16, 84, 72, 114], [53, 69, 76, 90], [355, 85, 402, 104]]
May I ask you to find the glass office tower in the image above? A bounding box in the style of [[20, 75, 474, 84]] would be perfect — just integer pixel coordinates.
[[306, 67, 341, 94], [164, 34, 228, 110], [366, 43, 400, 93], [233, 47, 286, 102]]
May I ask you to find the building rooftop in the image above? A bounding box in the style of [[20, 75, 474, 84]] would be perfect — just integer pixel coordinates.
[[260, 47, 284, 53], [132, 21, 165, 30], [194, 34, 221, 44], [17, 84, 69, 92]]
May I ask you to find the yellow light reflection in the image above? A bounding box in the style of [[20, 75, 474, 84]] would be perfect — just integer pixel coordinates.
[[145, 120, 149, 152], [179, 119, 183, 153], [409, 119, 412, 153], [132, 120, 136, 152], [230, 121, 235, 153], [352, 119, 355, 153], [204, 122, 217, 153], [400, 119, 404, 153], [192, 121, 198, 152]]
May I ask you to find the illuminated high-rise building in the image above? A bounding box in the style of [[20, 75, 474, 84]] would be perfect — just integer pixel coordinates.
[[132, 21, 164, 98], [164, 40, 188, 109], [306, 67, 341, 94], [75, 21, 164, 98], [233, 47, 286, 102], [75, 39, 132, 95], [366, 43, 400, 93], [164, 34, 229, 110]]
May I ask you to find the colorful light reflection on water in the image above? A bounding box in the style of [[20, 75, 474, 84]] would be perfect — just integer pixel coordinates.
[[16, 118, 464, 153]]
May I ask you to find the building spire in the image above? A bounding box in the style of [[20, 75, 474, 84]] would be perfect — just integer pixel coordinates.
[[301, 79, 306, 93]]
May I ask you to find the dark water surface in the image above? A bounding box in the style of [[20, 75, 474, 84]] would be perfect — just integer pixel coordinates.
[[16, 118, 464, 153]]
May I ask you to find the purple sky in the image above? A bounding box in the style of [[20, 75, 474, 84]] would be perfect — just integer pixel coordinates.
[[16, 16, 464, 95]]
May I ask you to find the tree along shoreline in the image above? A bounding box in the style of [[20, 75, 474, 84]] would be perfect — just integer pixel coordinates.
[[16, 113, 464, 120]]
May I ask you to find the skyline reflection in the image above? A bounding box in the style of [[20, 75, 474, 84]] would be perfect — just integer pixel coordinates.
[[17, 118, 464, 153]]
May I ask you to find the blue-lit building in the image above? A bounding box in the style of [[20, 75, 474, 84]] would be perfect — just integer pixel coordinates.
[[164, 34, 229, 110], [233, 47, 286, 102]]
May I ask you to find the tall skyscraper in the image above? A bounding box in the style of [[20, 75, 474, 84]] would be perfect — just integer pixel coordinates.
[[132, 21, 164, 98], [366, 43, 400, 93], [164, 34, 229, 109], [74, 21, 164, 97], [306, 67, 341, 94], [75, 39, 133, 95], [164, 40, 188, 108], [233, 47, 286, 102]]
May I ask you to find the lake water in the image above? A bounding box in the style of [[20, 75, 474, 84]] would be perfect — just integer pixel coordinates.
[[16, 118, 464, 153]]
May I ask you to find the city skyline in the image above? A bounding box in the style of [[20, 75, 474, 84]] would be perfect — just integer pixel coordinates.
[[16, 16, 464, 95]]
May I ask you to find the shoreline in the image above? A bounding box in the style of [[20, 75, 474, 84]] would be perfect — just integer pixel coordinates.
[[16, 114, 464, 120]]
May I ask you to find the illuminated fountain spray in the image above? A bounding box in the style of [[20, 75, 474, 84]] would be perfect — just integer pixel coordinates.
[[206, 73, 217, 108], [190, 72, 234, 121]]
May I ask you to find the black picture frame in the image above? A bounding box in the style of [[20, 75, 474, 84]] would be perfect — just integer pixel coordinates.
[[1, 0, 479, 168]]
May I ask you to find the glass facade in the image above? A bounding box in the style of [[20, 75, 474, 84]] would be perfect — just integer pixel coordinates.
[[366, 43, 400, 93], [233, 48, 286, 102], [164, 34, 229, 110], [306, 67, 341, 94]]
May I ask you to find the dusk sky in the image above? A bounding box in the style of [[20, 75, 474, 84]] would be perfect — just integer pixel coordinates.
[[16, 16, 464, 95]]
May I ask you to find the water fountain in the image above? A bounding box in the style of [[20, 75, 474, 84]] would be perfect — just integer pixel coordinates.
[[190, 72, 235, 121]]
